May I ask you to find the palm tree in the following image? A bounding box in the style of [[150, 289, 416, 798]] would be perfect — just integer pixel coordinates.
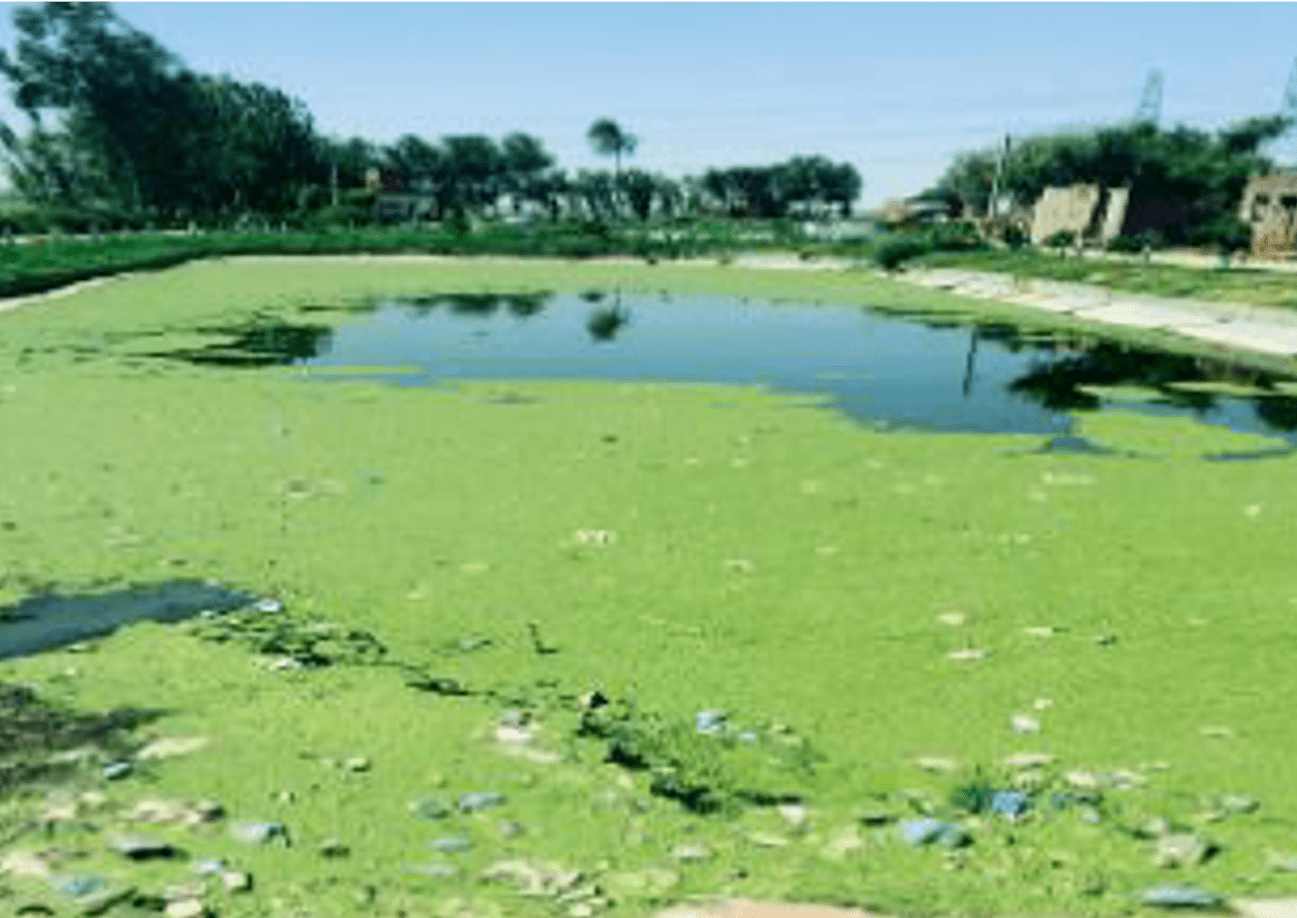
[[586, 118, 637, 182]]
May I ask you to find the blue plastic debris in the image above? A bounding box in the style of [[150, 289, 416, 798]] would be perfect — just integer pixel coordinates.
[[52, 874, 106, 898], [102, 761, 133, 780], [458, 792, 506, 813], [695, 710, 726, 734], [991, 790, 1030, 819], [900, 818, 970, 848], [430, 837, 472, 853], [1139, 885, 1226, 909]]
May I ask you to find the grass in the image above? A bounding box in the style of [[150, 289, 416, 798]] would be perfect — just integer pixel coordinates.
[[0, 258, 1295, 917], [916, 247, 1297, 312]]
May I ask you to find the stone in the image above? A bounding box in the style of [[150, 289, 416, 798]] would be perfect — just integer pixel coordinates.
[[126, 798, 188, 823], [164, 899, 206, 918], [947, 648, 989, 661], [1137, 818, 1173, 839], [136, 736, 209, 761], [777, 803, 810, 829], [163, 882, 206, 902], [108, 834, 180, 860], [411, 798, 452, 820], [431, 837, 473, 854], [1065, 770, 1102, 790], [191, 859, 225, 876], [482, 860, 581, 897], [1010, 714, 1041, 734], [405, 863, 461, 879], [748, 832, 789, 848], [605, 868, 679, 897], [499, 820, 526, 839], [1222, 794, 1259, 814], [1267, 852, 1297, 873], [1003, 752, 1053, 769], [1139, 884, 1226, 908], [102, 761, 133, 781], [821, 828, 865, 860], [343, 756, 370, 772], [496, 725, 533, 746], [914, 756, 957, 773], [1022, 626, 1057, 637], [1094, 632, 1117, 647], [229, 821, 289, 845], [936, 612, 967, 626], [220, 870, 252, 893], [459, 792, 506, 813], [570, 904, 594, 918], [1, 850, 54, 879], [1156, 833, 1216, 868], [671, 843, 711, 862], [254, 598, 283, 613]]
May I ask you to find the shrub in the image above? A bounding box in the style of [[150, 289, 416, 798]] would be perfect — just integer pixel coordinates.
[[873, 233, 932, 270], [1044, 230, 1076, 252], [1002, 224, 1029, 249], [1106, 234, 1146, 253], [931, 220, 987, 253]]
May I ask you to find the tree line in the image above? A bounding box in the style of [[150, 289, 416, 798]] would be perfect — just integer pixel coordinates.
[[0, 2, 863, 230], [922, 116, 1291, 246]]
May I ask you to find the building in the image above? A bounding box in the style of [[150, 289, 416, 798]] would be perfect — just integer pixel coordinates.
[[1238, 173, 1297, 257]]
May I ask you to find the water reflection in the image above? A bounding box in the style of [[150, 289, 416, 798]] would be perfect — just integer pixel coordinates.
[[146, 291, 1297, 444], [152, 320, 333, 367]]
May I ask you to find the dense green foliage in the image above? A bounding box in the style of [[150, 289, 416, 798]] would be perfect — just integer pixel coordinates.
[[0, 5, 861, 232], [928, 118, 1291, 247], [698, 155, 862, 219]]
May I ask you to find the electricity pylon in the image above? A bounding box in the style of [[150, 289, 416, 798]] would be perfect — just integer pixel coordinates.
[[1134, 69, 1164, 126]]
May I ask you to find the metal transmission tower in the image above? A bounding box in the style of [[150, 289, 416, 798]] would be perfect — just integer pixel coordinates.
[[1134, 69, 1164, 125], [1277, 58, 1297, 167]]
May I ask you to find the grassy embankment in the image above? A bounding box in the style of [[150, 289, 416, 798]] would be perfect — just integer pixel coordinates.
[[0, 221, 814, 301], [915, 246, 1297, 313], [0, 258, 1295, 918]]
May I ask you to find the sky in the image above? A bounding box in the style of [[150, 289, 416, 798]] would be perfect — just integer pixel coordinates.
[[1, 2, 1297, 208]]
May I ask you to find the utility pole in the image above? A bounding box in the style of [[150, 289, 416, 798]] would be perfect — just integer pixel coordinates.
[[987, 133, 1011, 219], [330, 162, 339, 208]]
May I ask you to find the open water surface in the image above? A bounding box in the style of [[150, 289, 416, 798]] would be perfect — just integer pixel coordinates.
[[160, 290, 1297, 448]]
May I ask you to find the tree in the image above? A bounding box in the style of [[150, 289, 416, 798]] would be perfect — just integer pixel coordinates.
[[0, 2, 323, 222], [586, 118, 637, 182], [500, 132, 555, 214]]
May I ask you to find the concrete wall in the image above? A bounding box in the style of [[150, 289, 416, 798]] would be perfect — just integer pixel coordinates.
[[1239, 173, 1297, 256], [1029, 185, 1101, 245]]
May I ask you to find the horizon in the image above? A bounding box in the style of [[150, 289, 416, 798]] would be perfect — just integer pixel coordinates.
[[0, 2, 1295, 209]]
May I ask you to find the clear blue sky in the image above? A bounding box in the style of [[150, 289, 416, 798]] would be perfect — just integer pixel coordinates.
[[2, 2, 1296, 208]]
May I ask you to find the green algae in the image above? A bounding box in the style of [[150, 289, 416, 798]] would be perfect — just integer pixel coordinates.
[[0, 259, 1295, 917]]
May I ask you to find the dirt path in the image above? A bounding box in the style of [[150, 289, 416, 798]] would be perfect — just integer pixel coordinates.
[[900, 266, 1297, 359]]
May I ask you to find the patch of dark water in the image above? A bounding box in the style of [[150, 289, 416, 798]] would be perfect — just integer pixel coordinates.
[[0, 580, 255, 660], [147, 291, 1297, 449], [149, 319, 333, 367]]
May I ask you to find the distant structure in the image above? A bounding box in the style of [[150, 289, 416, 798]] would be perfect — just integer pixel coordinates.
[[1134, 69, 1164, 126], [1238, 174, 1297, 256], [1030, 185, 1128, 246]]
